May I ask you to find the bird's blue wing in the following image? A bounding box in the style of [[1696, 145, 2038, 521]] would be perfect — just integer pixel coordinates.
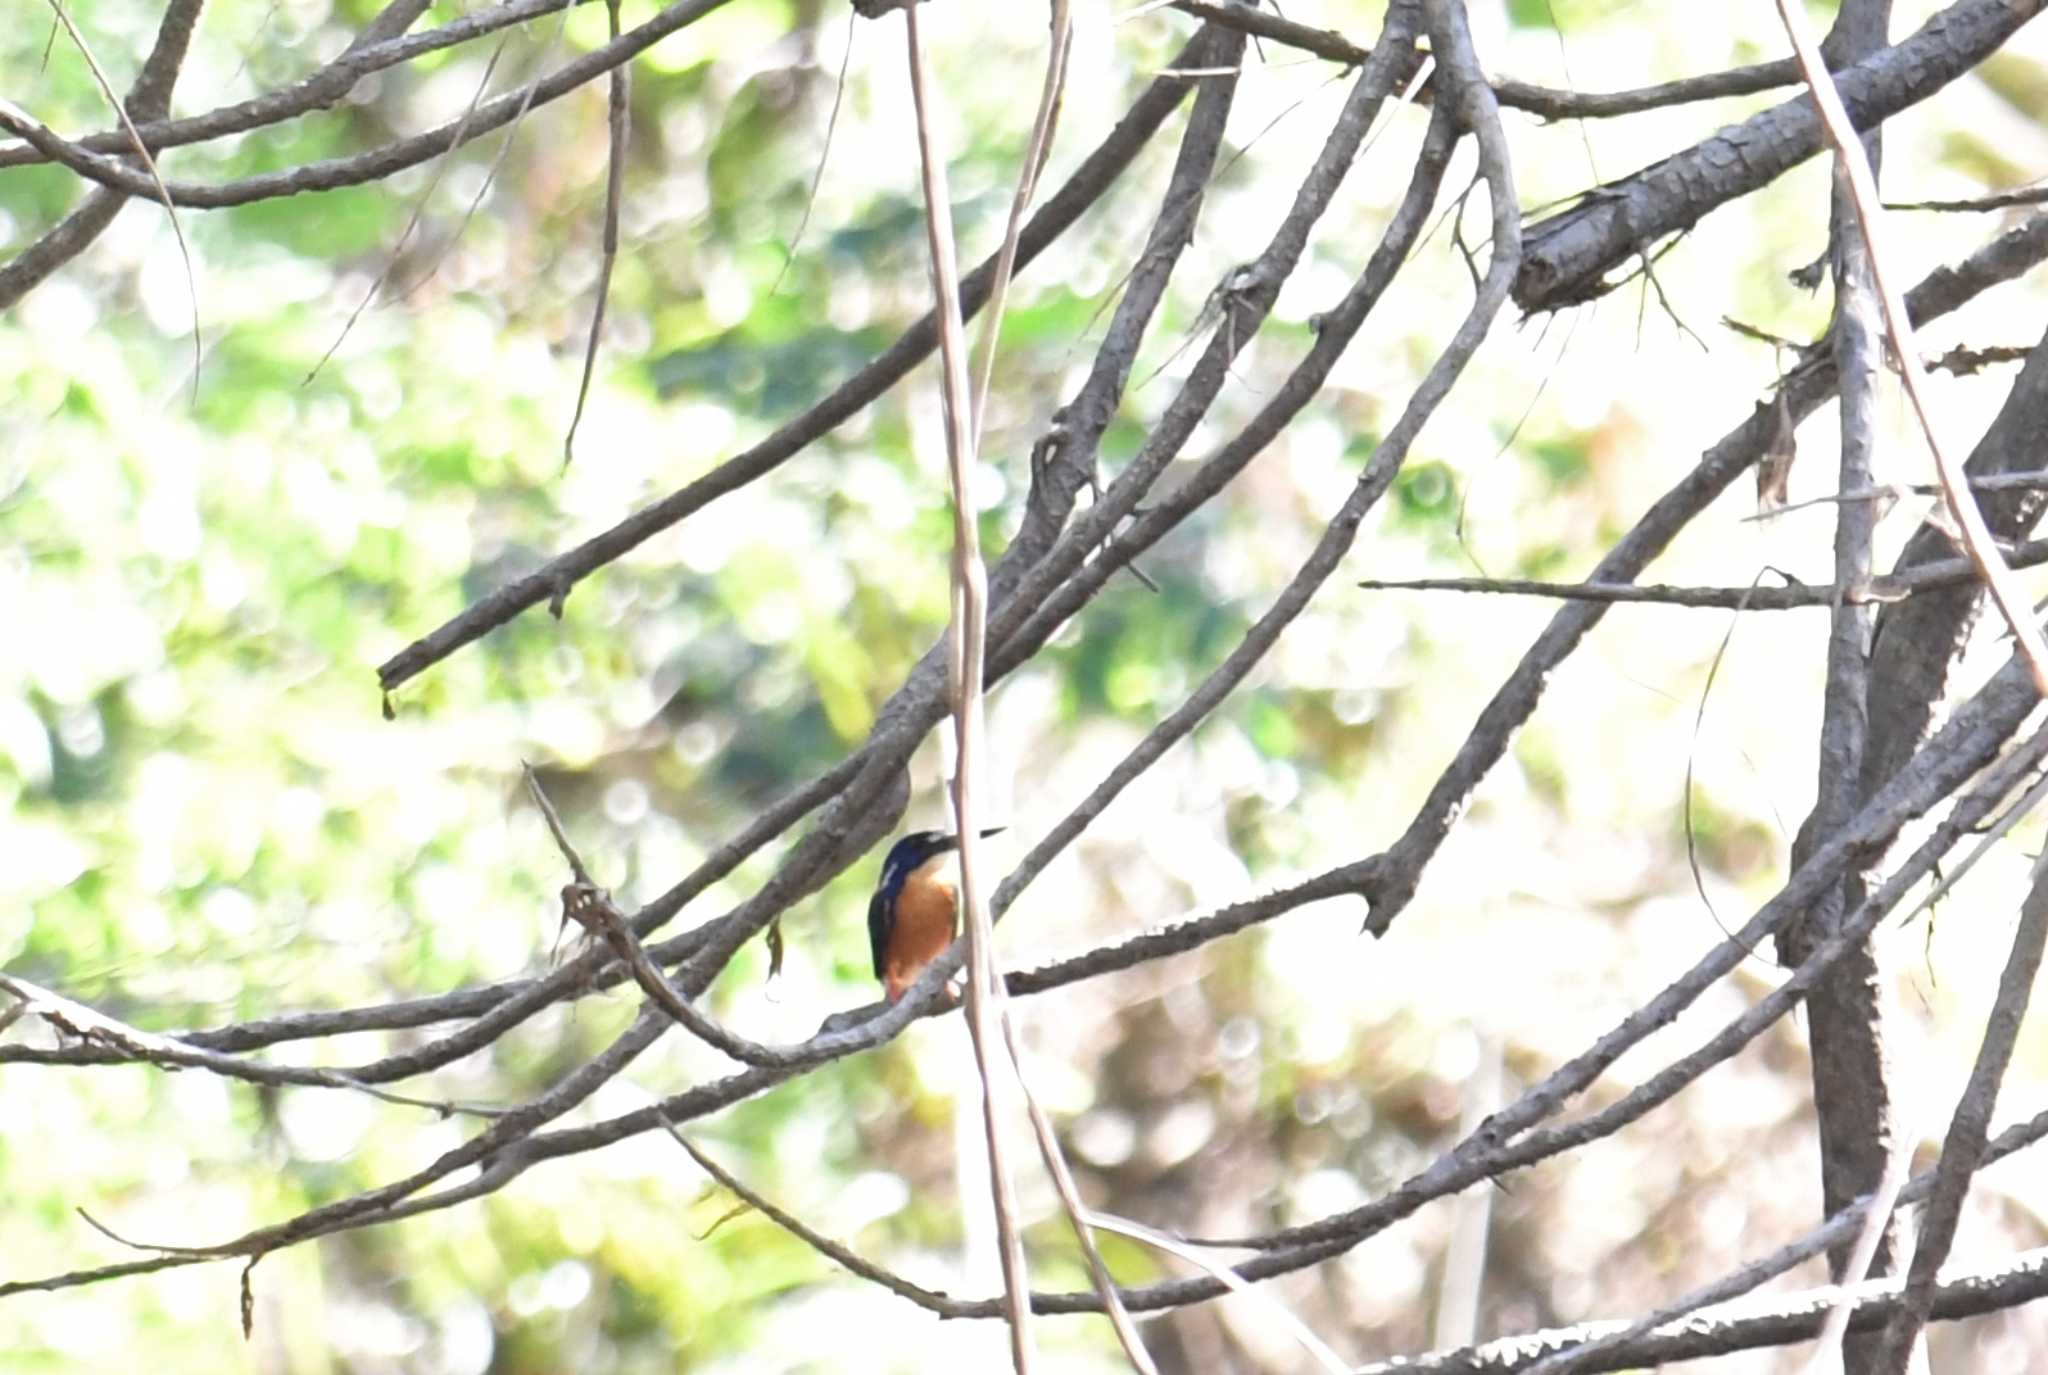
[[867, 885, 892, 980]]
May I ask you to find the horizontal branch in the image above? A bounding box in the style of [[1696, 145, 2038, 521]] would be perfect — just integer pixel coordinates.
[[0, 0, 571, 171], [1358, 534, 2048, 610], [0, 974, 503, 1117], [1167, 0, 1801, 119], [0, 0, 729, 209], [1349, 1245, 2048, 1375], [1888, 185, 2048, 212]]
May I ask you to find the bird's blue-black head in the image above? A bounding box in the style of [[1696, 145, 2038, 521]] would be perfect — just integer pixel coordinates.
[[876, 829, 962, 901]]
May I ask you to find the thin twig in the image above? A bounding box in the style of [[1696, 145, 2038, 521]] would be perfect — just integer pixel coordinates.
[[998, 1007, 1158, 1373], [967, 0, 1071, 446], [0, 0, 205, 310], [951, 2, 1155, 1365], [1082, 1212, 1348, 1374], [770, 10, 859, 297], [901, 6, 1034, 1365], [521, 762, 593, 885], [1747, 468, 2048, 521], [399, 6, 577, 305], [1775, 0, 2048, 698], [1887, 184, 2048, 212], [1874, 778, 2048, 1370], [305, 33, 516, 385], [0, 975, 506, 1118], [1357, 535, 2048, 610], [563, 0, 628, 467], [74, 1208, 233, 1258], [1165, 0, 1803, 119], [1680, 571, 1779, 959], [37, 1, 201, 395], [657, 1117, 963, 1313]]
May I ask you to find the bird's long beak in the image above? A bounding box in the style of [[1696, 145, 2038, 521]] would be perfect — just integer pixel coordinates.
[[939, 827, 1006, 851]]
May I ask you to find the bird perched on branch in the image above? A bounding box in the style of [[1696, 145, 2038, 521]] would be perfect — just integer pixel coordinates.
[[868, 828, 1003, 1003]]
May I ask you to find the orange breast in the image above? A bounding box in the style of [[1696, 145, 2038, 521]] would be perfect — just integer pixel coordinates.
[[884, 876, 958, 1002]]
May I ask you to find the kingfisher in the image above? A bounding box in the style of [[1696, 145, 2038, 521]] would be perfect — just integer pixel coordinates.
[[868, 828, 1004, 1003]]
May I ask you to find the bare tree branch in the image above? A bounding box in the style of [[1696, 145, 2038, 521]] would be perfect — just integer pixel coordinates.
[[375, 24, 1230, 695], [901, 4, 1036, 1360], [1514, 0, 2044, 313], [1361, 209, 2048, 936], [18, 5, 2048, 1363], [0, 0, 206, 308], [1875, 793, 2048, 1368], [0, 0, 729, 209], [0, 0, 524, 171], [1167, 0, 1805, 120], [1775, 10, 1906, 1370], [1350, 1245, 2048, 1375]]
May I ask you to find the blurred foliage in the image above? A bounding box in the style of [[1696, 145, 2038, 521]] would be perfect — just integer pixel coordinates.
[[8, 1, 2048, 1372]]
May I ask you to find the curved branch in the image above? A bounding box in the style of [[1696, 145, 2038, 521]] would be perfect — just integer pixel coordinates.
[[0, 0, 207, 309], [0, 0, 729, 209], [0, 0, 458, 171]]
